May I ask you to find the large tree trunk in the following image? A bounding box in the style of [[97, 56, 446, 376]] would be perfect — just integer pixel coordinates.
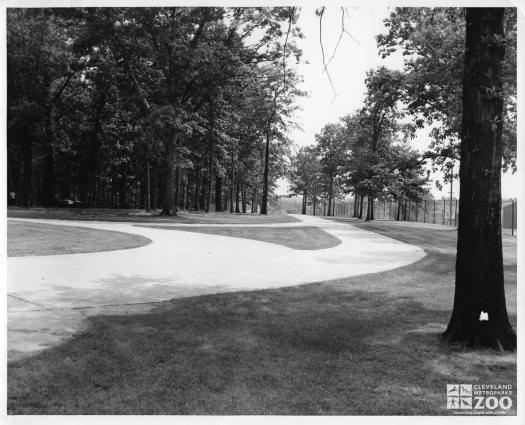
[[365, 193, 374, 221], [302, 189, 307, 215], [443, 8, 515, 350], [358, 194, 364, 219], [161, 135, 178, 215]]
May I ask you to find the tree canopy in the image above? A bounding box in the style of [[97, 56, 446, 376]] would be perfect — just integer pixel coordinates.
[[7, 7, 304, 214]]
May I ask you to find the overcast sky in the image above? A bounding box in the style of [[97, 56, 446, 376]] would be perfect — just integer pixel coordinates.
[[280, 5, 518, 200]]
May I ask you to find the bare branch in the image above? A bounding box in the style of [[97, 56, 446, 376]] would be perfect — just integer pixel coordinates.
[[282, 6, 295, 92], [318, 7, 337, 101], [325, 8, 359, 72]]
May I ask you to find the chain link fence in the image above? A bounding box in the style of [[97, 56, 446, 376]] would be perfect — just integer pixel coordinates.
[[278, 197, 517, 236]]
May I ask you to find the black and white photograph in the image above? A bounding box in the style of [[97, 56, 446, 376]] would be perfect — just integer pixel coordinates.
[[2, 0, 523, 422]]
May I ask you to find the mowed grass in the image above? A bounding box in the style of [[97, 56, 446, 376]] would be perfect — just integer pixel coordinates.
[[138, 225, 341, 250], [7, 221, 151, 257], [8, 207, 298, 224], [7, 219, 517, 415]]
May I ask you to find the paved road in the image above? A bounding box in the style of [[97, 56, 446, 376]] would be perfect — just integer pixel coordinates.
[[7, 214, 425, 359]]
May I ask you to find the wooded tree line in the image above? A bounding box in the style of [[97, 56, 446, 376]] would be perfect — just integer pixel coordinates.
[[288, 67, 429, 221], [288, 7, 516, 224], [7, 7, 304, 215]]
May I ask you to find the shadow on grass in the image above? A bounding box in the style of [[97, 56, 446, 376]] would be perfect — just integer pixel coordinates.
[[136, 225, 342, 250], [8, 218, 517, 415], [8, 287, 516, 414]]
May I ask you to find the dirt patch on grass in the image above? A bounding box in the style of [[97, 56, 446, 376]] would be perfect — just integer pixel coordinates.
[[136, 225, 341, 250], [7, 221, 151, 257]]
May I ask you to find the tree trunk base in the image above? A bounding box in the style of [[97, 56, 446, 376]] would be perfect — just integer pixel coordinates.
[[159, 208, 177, 216], [442, 319, 516, 351]]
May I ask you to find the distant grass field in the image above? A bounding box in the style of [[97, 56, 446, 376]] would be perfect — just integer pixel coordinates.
[[7, 207, 298, 224], [7, 218, 517, 414], [137, 225, 341, 250], [7, 221, 151, 257]]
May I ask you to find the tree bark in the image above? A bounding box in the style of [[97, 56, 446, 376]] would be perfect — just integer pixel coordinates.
[[42, 106, 56, 207], [174, 165, 181, 210], [206, 106, 214, 213], [22, 134, 32, 207], [153, 171, 157, 210], [242, 185, 247, 213], [327, 172, 333, 216], [194, 166, 200, 211], [161, 135, 178, 215], [215, 175, 223, 212], [443, 8, 515, 350], [200, 175, 207, 211], [358, 194, 364, 219], [145, 160, 151, 212], [365, 193, 375, 221], [261, 128, 271, 215], [235, 181, 241, 213]]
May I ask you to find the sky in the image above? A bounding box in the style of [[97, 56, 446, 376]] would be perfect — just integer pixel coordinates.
[[278, 5, 519, 200]]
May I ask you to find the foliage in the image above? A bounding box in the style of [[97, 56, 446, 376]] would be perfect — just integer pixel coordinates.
[[6, 7, 304, 213], [377, 7, 517, 175]]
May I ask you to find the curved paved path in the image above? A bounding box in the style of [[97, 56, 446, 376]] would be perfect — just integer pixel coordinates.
[[7, 214, 425, 358]]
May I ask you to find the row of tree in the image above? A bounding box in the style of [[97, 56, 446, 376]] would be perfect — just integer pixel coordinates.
[[288, 7, 516, 226], [7, 7, 304, 215], [288, 67, 428, 221]]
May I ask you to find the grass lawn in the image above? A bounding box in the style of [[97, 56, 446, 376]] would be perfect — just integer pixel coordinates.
[[7, 221, 151, 257], [137, 225, 341, 250], [7, 220, 517, 415], [7, 207, 298, 224]]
